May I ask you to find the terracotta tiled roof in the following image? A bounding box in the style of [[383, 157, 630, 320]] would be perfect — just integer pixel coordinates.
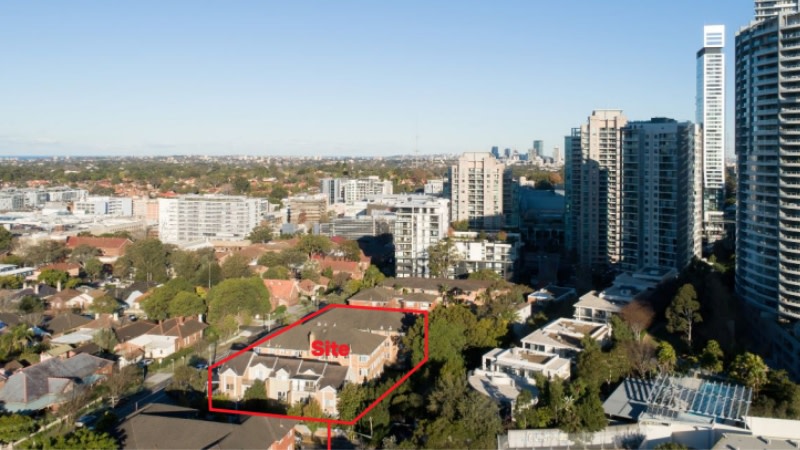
[[312, 256, 360, 274], [65, 236, 131, 252], [262, 279, 299, 301]]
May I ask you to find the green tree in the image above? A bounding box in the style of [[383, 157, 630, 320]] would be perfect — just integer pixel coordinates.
[[427, 238, 462, 279], [21, 427, 118, 449], [141, 278, 194, 321], [168, 291, 206, 318], [338, 240, 361, 261], [69, 244, 100, 264], [37, 269, 69, 288], [752, 369, 800, 419], [0, 413, 36, 443], [83, 257, 104, 281], [91, 294, 120, 314], [362, 265, 385, 289], [243, 381, 268, 410], [576, 336, 605, 389], [451, 220, 469, 232], [221, 253, 252, 279], [0, 227, 12, 254], [18, 295, 44, 314], [263, 265, 290, 280], [467, 268, 503, 282], [700, 339, 725, 374], [297, 234, 332, 257], [666, 283, 702, 347], [206, 277, 271, 326], [247, 224, 273, 244], [0, 275, 23, 289], [657, 341, 678, 374], [115, 238, 170, 282], [93, 328, 118, 353], [22, 240, 69, 266], [730, 352, 769, 395]]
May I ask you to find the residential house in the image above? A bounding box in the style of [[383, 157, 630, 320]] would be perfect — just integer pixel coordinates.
[[262, 279, 300, 309], [311, 255, 367, 280], [255, 308, 407, 382], [46, 289, 83, 312], [44, 313, 92, 337], [573, 291, 623, 324], [478, 318, 611, 385], [117, 403, 298, 450], [126, 317, 207, 360], [521, 318, 612, 358], [219, 352, 350, 416], [379, 277, 495, 304], [347, 287, 437, 311], [65, 236, 132, 262], [0, 353, 113, 412]]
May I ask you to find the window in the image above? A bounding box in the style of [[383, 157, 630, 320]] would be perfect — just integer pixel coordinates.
[[359, 355, 368, 362]]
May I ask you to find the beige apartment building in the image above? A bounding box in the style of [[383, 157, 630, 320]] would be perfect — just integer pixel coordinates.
[[565, 110, 628, 269], [449, 152, 505, 230]]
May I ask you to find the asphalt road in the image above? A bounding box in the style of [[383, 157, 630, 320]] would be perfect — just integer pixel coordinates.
[[115, 374, 173, 418]]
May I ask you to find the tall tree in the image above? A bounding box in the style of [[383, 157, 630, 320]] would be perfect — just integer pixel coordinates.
[[656, 341, 677, 374], [168, 291, 206, 318], [700, 340, 725, 374], [666, 283, 702, 348], [246, 224, 273, 244], [338, 240, 361, 261], [141, 278, 194, 321], [0, 227, 12, 254], [206, 277, 271, 326], [730, 352, 769, 395], [116, 238, 170, 283], [297, 235, 332, 258], [83, 257, 104, 281], [90, 294, 120, 314], [221, 253, 252, 279], [69, 244, 101, 264], [22, 240, 69, 266], [427, 238, 462, 279], [37, 269, 69, 288]]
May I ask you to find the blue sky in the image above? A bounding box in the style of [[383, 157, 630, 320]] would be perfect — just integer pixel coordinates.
[[0, 1, 754, 157]]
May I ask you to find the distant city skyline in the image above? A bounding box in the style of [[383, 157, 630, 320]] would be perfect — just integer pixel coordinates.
[[0, 1, 752, 157]]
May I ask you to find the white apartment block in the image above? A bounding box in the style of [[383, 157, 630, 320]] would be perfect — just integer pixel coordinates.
[[697, 24, 727, 243], [450, 152, 505, 230], [451, 231, 520, 280], [158, 195, 263, 245], [73, 196, 133, 216], [565, 110, 628, 269], [423, 179, 445, 196], [393, 195, 450, 278], [619, 118, 702, 273], [342, 177, 393, 204]]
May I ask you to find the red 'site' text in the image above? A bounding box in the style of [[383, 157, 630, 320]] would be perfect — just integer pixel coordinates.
[[310, 340, 350, 357]]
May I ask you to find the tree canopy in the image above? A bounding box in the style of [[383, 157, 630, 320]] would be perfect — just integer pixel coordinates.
[[206, 277, 271, 327], [114, 238, 170, 283], [666, 283, 702, 348], [427, 238, 461, 279], [141, 278, 195, 321]]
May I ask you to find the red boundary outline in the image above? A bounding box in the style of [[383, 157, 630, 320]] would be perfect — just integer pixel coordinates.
[[207, 304, 429, 428]]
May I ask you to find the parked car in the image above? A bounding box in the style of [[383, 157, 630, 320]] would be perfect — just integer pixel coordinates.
[[76, 414, 99, 429]]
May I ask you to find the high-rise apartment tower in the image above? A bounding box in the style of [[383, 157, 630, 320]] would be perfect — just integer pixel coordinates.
[[697, 25, 727, 243]]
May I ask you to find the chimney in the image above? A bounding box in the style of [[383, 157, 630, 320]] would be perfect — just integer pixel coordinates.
[[95, 313, 100, 320], [34, 284, 39, 295], [56, 280, 62, 292], [308, 331, 316, 351], [113, 312, 119, 322], [198, 314, 204, 323]]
